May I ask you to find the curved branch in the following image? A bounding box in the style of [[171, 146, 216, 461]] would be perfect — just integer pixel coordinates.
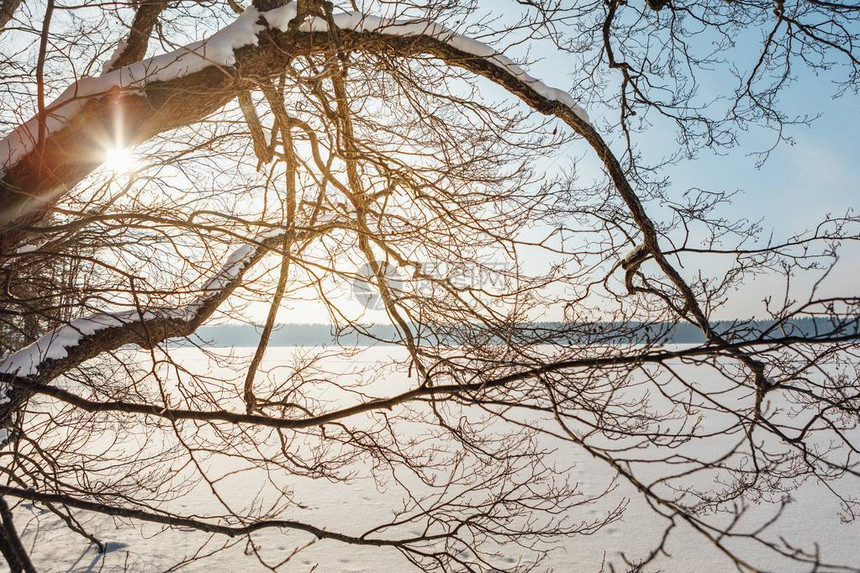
[[0, 3, 587, 248], [0, 2, 761, 389], [0, 228, 286, 420], [2, 333, 858, 432], [0, 485, 413, 547]]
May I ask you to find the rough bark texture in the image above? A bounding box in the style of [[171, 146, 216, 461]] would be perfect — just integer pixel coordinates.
[[0, 0, 21, 33], [105, 0, 170, 72], [0, 497, 34, 573], [0, 25, 586, 251]]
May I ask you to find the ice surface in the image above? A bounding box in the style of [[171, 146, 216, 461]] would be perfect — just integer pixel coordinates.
[[9, 346, 859, 571]]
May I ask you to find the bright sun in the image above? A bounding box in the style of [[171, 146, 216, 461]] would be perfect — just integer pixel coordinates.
[[103, 146, 135, 174]]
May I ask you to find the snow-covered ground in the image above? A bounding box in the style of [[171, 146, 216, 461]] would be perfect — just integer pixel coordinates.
[[8, 346, 860, 572]]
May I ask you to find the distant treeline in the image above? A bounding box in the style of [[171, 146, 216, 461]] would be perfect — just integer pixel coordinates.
[[179, 317, 860, 347]]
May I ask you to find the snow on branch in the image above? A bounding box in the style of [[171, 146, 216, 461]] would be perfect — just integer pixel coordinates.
[[100, 38, 130, 75], [0, 7, 266, 173], [1, 311, 158, 380], [262, 4, 590, 123], [0, 232, 280, 383], [621, 242, 648, 270], [0, 2, 589, 174], [0, 1, 595, 388]]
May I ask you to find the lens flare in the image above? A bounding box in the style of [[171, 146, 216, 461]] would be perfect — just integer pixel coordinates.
[[103, 146, 135, 174]]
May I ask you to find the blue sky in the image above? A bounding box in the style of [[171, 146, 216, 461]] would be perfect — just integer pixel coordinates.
[[623, 68, 860, 317], [2, 1, 856, 327], [241, 3, 860, 324], [16, 0, 851, 323], [527, 7, 860, 319]]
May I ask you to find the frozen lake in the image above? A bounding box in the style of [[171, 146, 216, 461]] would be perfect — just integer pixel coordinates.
[[9, 346, 860, 572]]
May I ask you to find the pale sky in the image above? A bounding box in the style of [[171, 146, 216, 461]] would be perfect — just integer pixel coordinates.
[[243, 45, 860, 324], [11, 0, 855, 324]]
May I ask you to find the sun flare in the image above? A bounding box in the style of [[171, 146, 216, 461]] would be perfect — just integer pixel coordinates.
[[103, 146, 135, 174]]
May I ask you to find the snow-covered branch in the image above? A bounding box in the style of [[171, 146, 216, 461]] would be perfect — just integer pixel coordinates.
[[0, 1, 604, 425], [0, 2, 593, 250], [0, 230, 283, 409], [0, 7, 267, 173], [0, 4, 587, 175]]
